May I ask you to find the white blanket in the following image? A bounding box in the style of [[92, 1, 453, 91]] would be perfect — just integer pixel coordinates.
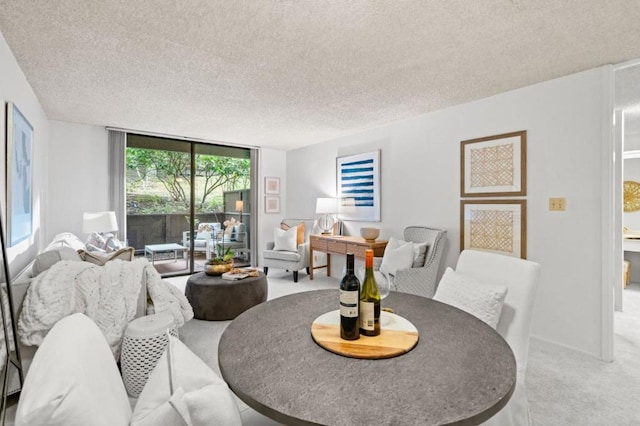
[[17, 258, 193, 359]]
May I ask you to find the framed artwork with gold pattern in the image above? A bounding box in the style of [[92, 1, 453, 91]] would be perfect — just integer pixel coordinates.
[[624, 181, 640, 212], [461, 131, 526, 197], [461, 200, 527, 259]]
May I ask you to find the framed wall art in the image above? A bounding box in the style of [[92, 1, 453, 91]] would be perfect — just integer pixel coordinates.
[[264, 177, 280, 195], [265, 196, 280, 214], [460, 200, 527, 259], [6, 102, 33, 247], [336, 150, 380, 222], [461, 130, 526, 197]]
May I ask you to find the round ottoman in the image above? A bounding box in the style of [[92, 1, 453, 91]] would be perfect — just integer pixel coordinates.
[[185, 271, 268, 320], [121, 312, 178, 397]]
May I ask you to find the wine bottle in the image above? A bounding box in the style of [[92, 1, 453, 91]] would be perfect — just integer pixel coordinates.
[[360, 249, 381, 336], [340, 253, 360, 340]]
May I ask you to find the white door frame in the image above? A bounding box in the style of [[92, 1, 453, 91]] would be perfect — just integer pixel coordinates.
[[603, 58, 640, 362]]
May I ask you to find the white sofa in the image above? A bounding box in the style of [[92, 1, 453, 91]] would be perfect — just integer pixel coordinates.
[[10, 233, 146, 382], [15, 313, 241, 426]]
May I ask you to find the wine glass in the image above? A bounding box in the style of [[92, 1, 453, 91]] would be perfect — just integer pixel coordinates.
[[377, 275, 392, 326]]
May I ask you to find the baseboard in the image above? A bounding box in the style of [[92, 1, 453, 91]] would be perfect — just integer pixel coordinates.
[[529, 335, 603, 361]]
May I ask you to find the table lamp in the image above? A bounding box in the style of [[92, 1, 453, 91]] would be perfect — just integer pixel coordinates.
[[315, 198, 337, 234]]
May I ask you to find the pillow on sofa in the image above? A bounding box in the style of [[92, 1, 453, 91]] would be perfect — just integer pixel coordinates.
[[79, 247, 135, 266], [131, 335, 241, 426], [15, 313, 131, 426], [273, 226, 297, 252], [412, 242, 430, 267], [48, 232, 86, 251], [32, 247, 83, 277], [434, 267, 508, 329]]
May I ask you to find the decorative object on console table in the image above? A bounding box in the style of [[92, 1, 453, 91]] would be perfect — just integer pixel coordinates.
[[265, 196, 280, 213], [264, 176, 280, 194], [460, 130, 527, 197], [315, 197, 337, 234], [460, 199, 527, 259], [359, 227, 380, 242], [6, 101, 34, 247], [337, 150, 381, 222]]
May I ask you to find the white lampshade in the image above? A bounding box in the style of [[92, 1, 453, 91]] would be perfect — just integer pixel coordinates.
[[315, 198, 337, 214], [82, 211, 118, 234], [235, 200, 244, 212]]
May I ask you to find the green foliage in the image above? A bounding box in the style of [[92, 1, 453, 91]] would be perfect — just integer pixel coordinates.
[[209, 244, 235, 263], [126, 147, 250, 215]]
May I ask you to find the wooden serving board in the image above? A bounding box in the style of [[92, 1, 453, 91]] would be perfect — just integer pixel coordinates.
[[310, 310, 419, 359]]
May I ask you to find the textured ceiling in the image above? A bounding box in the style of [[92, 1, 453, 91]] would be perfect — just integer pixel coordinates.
[[1, 0, 640, 150]]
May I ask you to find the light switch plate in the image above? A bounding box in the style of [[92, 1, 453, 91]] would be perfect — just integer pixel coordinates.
[[549, 197, 566, 211]]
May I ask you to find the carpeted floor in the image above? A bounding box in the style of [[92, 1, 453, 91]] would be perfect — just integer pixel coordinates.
[[169, 274, 640, 426]]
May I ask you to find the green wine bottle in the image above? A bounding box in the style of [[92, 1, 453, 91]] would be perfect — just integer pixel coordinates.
[[340, 253, 360, 340], [359, 249, 380, 336]]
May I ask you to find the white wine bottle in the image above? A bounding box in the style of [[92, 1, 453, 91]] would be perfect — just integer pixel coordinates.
[[340, 253, 360, 340], [359, 249, 380, 336]]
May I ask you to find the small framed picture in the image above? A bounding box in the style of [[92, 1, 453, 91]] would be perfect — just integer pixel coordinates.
[[265, 196, 280, 214], [460, 200, 527, 259], [265, 177, 280, 195], [461, 131, 526, 197]]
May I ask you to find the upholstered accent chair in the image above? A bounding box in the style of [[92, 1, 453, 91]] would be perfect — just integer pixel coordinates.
[[372, 226, 447, 298], [263, 219, 315, 282], [441, 249, 541, 425]]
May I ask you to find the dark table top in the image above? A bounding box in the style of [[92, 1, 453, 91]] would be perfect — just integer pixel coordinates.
[[218, 289, 515, 426]]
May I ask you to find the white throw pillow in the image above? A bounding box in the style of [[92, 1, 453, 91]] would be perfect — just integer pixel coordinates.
[[273, 226, 298, 252], [379, 237, 415, 276], [15, 313, 131, 426], [434, 267, 508, 329], [412, 242, 430, 267], [131, 335, 242, 426]]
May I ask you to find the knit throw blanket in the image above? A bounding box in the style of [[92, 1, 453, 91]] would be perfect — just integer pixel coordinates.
[[17, 258, 194, 359]]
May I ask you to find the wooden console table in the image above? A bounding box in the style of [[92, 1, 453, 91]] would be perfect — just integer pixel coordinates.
[[309, 235, 387, 279]]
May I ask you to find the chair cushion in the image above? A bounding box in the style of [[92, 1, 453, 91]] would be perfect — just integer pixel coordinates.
[[273, 226, 298, 252], [379, 237, 415, 276], [15, 313, 131, 426], [434, 267, 508, 328], [263, 249, 301, 262], [131, 335, 241, 426]]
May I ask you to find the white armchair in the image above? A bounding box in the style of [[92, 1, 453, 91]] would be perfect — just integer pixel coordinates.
[[263, 219, 315, 282], [436, 249, 541, 425]]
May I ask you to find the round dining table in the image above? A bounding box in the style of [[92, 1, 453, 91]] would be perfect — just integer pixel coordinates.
[[218, 289, 515, 426]]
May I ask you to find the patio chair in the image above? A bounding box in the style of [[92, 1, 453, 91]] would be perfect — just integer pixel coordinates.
[[182, 222, 220, 259]]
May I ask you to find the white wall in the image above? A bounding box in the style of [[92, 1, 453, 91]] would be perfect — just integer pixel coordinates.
[[287, 67, 608, 357], [257, 148, 287, 264], [0, 30, 49, 277], [47, 121, 110, 242]]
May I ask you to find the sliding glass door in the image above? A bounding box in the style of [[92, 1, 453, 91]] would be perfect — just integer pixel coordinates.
[[125, 134, 253, 276]]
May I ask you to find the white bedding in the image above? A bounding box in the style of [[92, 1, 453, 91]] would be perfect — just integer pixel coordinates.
[[17, 258, 193, 359]]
